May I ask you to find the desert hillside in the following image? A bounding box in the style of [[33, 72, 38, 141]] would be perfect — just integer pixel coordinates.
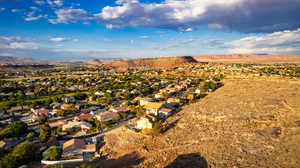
[[96, 79, 300, 168], [99, 56, 198, 71], [0, 56, 49, 65], [193, 54, 300, 63]]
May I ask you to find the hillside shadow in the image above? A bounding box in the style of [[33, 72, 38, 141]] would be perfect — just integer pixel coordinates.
[[164, 153, 208, 168], [162, 119, 180, 133], [90, 152, 145, 168]]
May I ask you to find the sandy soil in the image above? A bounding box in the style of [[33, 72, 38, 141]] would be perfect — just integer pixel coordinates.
[[98, 79, 300, 168]]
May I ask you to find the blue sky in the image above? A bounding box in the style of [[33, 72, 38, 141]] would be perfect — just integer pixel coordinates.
[[0, 0, 300, 61]]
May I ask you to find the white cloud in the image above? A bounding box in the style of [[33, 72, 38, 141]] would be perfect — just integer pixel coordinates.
[[93, 0, 300, 33], [229, 48, 299, 54], [228, 29, 300, 54], [24, 15, 44, 21], [103, 38, 112, 42], [11, 9, 23, 13], [229, 29, 300, 48], [179, 27, 194, 32], [49, 37, 66, 42], [139, 35, 149, 39], [0, 36, 39, 50], [49, 8, 92, 24], [94, 0, 240, 31], [0, 8, 5, 12], [34, 0, 46, 5], [1, 36, 24, 41], [0, 53, 14, 57], [7, 42, 39, 49], [47, 0, 63, 7]]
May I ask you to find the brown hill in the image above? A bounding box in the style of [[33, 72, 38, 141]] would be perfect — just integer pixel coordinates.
[[0, 56, 49, 65], [98, 79, 300, 168], [193, 54, 300, 63], [100, 56, 198, 71]]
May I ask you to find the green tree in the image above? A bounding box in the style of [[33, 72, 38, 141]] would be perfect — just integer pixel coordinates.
[[56, 110, 65, 117], [0, 141, 40, 168], [39, 123, 51, 142], [38, 114, 48, 124], [43, 146, 62, 161], [26, 132, 36, 141], [0, 121, 28, 140]]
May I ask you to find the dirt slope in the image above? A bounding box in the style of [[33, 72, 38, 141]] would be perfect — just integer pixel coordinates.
[[193, 54, 300, 63], [98, 79, 300, 168]]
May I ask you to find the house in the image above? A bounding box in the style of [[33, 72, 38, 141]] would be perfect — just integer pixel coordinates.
[[62, 96, 76, 104], [31, 108, 50, 115], [95, 111, 119, 122], [111, 106, 129, 113], [89, 108, 107, 116], [158, 108, 173, 119], [63, 139, 96, 156], [94, 91, 104, 96], [136, 115, 156, 130], [195, 88, 201, 94], [0, 140, 6, 149], [167, 88, 179, 95], [49, 120, 67, 128], [139, 97, 154, 106], [144, 102, 164, 116], [30, 108, 51, 122], [154, 93, 163, 99], [74, 113, 93, 121], [0, 138, 23, 150], [60, 104, 75, 110], [50, 102, 61, 109], [62, 121, 92, 131], [186, 93, 196, 100], [167, 98, 181, 106]]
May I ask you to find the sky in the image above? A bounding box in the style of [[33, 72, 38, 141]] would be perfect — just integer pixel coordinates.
[[0, 0, 300, 61]]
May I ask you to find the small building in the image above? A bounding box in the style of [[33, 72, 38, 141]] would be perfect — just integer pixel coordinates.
[[50, 102, 61, 109], [136, 116, 155, 130], [195, 89, 201, 94], [159, 108, 173, 119], [95, 111, 119, 122], [144, 102, 164, 116], [61, 104, 74, 110], [63, 139, 96, 156], [49, 120, 67, 128], [74, 113, 93, 121], [154, 93, 163, 99], [139, 97, 154, 106], [62, 121, 92, 131], [186, 93, 196, 100], [111, 106, 129, 113], [94, 91, 104, 96], [167, 98, 181, 106], [62, 96, 76, 104]]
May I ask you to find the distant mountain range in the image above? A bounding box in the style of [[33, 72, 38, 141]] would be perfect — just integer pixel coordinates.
[[1, 54, 300, 68], [0, 56, 50, 65], [193, 54, 300, 63]]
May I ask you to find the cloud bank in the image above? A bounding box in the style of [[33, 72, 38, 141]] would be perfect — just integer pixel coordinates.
[[228, 29, 300, 54], [92, 0, 300, 33]]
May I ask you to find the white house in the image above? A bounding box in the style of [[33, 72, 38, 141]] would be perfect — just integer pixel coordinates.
[[136, 116, 154, 130], [144, 102, 164, 116]]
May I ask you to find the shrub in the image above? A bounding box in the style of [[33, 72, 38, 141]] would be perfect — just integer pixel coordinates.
[[43, 146, 62, 161], [0, 141, 40, 168], [0, 121, 28, 140]]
